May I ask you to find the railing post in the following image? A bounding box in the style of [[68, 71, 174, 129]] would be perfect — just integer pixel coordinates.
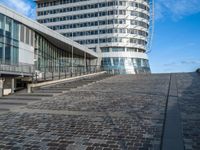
[[59, 64, 61, 79], [27, 84, 32, 93], [65, 69, 67, 78], [52, 71, 54, 80], [75, 67, 77, 76], [44, 67, 46, 81], [11, 78, 15, 94], [35, 72, 38, 83], [0, 78, 4, 97]]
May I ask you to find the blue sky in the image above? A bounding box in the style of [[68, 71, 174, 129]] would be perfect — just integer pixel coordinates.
[[0, 0, 200, 73]]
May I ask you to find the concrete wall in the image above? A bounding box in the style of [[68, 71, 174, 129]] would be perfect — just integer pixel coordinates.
[[1, 77, 16, 96], [0, 79, 4, 97]]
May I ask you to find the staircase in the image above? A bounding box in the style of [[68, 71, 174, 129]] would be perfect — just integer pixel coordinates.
[[0, 74, 112, 113]]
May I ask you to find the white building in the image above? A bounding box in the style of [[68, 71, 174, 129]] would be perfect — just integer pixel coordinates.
[[36, 0, 151, 74]]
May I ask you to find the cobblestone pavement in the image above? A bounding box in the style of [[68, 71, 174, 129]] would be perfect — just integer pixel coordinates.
[[176, 73, 200, 150], [0, 73, 199, 150]]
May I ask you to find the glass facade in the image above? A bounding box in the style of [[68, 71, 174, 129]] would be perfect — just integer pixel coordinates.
[[34, 32, 88, 73], [0, 12, 93, 75], [102, 57, 150, 74], [0, 13, 19, 65]]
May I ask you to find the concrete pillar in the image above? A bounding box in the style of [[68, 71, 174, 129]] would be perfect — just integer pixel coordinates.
[[0, 78, 4, 97], [11, 78, 15, 94], [71, 45, 74, 73], [96, 46, 102, 71], [84, 52, 86, 73]]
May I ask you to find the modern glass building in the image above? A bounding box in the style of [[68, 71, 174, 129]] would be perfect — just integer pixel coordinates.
[[0, 4, 98, 95], [36, 0, 152, 74], [0, 4, 98, 76]]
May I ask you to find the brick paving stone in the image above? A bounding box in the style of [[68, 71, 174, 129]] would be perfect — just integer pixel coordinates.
[[176, 73, 200, 150], [0, 73, 199, 149]]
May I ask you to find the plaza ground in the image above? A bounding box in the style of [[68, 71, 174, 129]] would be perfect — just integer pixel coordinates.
[[0, 73, 199, 150]]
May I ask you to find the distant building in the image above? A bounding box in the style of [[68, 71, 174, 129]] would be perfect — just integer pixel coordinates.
[[36, 0, 151, 74]]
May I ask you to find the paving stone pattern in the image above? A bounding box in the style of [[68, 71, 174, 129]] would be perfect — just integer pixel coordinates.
[[176, 73, 200, 150], [0, 73, 199, 150], [0, 74, 112, 113]]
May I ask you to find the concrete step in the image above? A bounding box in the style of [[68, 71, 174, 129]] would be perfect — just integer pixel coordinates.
[[40, 87, 71, 90], [32, 74, 111, 94], [16, 93, 54, 97], [51, 83, 83, 88], [0, 98, 40, 101], [82, 79, 97, 82], [0, 108, 10, 114], [0, 96, 42, 100], [0, 100, 28, 105], [0, 109, 9, 114], [34, 90, 63, 93], [63, 80, 91, 84], [65, 84, 84, 86], [0, 104, 20, 110]]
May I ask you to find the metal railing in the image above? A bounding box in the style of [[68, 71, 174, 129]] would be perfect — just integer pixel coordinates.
[[31, 65, 102, 83], [0, 63, 34, 75]]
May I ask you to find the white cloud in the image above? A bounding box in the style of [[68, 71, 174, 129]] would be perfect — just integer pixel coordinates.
[[180, 60, 200, 65], [163, 59, 200, 67], [0, 0, 36, 19], [155, 0, 200, 20]]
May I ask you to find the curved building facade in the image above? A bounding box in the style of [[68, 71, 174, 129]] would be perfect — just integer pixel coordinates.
[[36, 0, 151, 74]]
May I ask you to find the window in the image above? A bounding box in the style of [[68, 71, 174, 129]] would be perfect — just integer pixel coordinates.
[[20, 25, 24, 42], [0, 14, 4, 30], [136, 58, 141, 67], [30, 30, 34, 46], [112, 47, 125, 52], [127, 48, 137, 52], [5, 17, 12, 37], [132, 58, 137, 67], [119, 10, 126, 15], [101, 47, 109, 52], [120, 58, 125, 66], [13, 46, 18, 64], [13, 21, 19, 40], [0, 43, 3, 61], [0, 34, 3, 43], [26, 27, 30, 45], [5, 44, 11, 64], [102, 58, 111, 66], [130, 38, 137, 43], [113, 58, 119, 66], [5, 17, 11, 32]]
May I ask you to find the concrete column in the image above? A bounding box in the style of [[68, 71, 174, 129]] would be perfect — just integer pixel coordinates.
[[96, 46, 102, 72], [71, 45, 74, 73], [11, 78, 15, 94], [84, 52, 86, 73], [0, 78, 4, 97]]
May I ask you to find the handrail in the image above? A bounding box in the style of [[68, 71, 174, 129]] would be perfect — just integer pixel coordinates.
[[0, 64, 34, 75], [31, 65, 102, 83], [28, 71, 107, 93]]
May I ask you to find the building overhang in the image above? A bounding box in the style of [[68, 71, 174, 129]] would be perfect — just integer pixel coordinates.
[[34, 0, 55, 2], [0, 4, 98, 59]]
